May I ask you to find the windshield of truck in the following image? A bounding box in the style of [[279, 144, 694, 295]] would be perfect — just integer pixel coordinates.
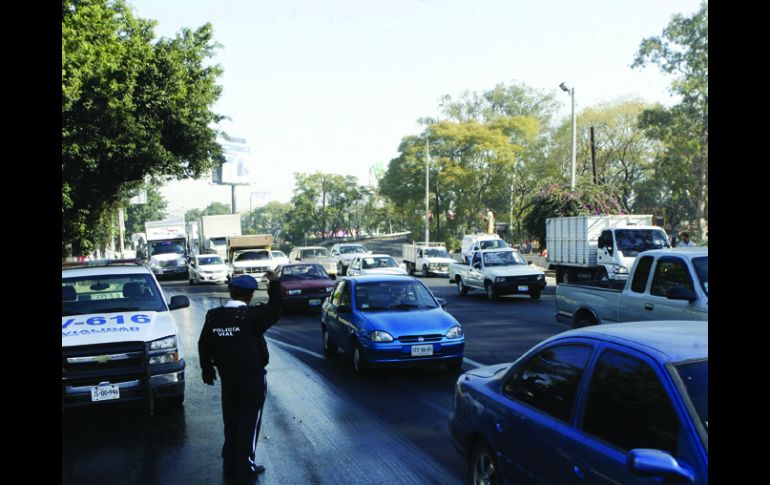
[[198, 256, 224, 265], [355, 280, 438, 311], [62, 274, 165, 316], [479, 239, 508, 250], [691, 256, 708, 295], [362, 256, 399, 269], [614, 229, 669, 257], [150, 241, 185, 255], [210, 237, 227, 247], [302, 248, 330, 258], [673, 359, 708, 434], [483, 250, 526, 266], [280, 264, 330, 280], [424, 248, 450, 258], [340, 245, 367, 254], [235, 251, 270, 261]]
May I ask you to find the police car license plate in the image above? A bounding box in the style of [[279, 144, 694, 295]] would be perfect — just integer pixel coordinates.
[[411, 344, 433, 357], [91, 384, 119, 402], [309, 299, 321, 306], [517, 285, 529, 292]]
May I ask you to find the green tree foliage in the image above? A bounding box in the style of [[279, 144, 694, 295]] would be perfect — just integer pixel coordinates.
[[241, 202, 292, 242], [185, 202, 231, 224], [632, 1, 708, 237], [62, 0, 224, 256], [123, 183, 168, 237], [286, 173, 366, 243], [550, 98, 664, 211], [380, 116, 539, 242], [522, 184, 627, 247]]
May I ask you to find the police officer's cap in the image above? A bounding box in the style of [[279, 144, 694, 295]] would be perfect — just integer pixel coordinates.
[[229, 275, 258, 291]]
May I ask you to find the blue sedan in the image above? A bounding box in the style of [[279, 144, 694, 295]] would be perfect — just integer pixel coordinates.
[[449, 321, 707, 484], [321, 275, 465, 374]]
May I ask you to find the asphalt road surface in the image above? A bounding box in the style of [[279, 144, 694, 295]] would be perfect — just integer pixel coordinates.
[[62, 238, 565, 485]]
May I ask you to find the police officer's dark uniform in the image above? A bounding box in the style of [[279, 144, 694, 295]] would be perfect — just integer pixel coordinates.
[[198, 274, 282, 479]]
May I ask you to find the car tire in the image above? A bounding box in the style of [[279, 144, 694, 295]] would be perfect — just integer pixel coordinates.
[[422, 264, 430, 277], [574, 313, 597, 329], [352, 341, 368, 375], [189, 277, 195, 285], [469, 440, 501, 485], [322, 326, 337, 358], [529, 289, 541, 301], [408, 263, 415, 276], [457, 278, 469, 296], [485, 282, 495, 302]]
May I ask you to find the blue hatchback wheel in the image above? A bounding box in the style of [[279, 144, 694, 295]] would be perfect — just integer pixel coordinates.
[[470, 441, 499, 485]]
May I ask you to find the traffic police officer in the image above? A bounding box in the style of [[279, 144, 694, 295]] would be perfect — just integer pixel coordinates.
[[198, 272, 282, 480]]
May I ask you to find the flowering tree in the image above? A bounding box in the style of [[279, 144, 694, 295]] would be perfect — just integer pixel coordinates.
[[522, 184, 626, 248]]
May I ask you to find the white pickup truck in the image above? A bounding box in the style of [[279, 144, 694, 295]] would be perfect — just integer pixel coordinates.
[[448, 248, 546, 301], [555, 247, 708, 328], [402, 242, 456, 277]]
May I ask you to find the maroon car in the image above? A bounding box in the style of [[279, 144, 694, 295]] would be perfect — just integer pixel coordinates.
[[278, 263, 336, 311]]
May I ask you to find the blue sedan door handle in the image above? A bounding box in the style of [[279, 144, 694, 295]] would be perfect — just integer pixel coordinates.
[[572, 464, 585, 479]]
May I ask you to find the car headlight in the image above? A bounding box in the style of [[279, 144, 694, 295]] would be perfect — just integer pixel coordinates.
[[370, 330, 394, 342], [149, 336, 178, 365], [150, 336, 176, 350], [288, 289, 301, 295], [445, 325, 463, 339], [615, 266, 629, 274], [495, 276, 505, 283]]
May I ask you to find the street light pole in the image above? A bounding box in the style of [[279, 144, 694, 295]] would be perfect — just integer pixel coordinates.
[[425, 137, 430, 244], [559, 82, 576, 190]]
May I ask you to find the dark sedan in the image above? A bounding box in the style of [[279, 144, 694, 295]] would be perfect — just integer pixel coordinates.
[[450, 321, 707, 484], [277, 263, 336, 312]]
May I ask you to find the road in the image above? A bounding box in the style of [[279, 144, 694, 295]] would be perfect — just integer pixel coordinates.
[[62, 238, 566, 485]]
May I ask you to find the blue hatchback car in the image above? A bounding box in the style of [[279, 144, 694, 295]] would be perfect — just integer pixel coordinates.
[[321, 275, 465, 374], [449, 321, 707, 484]]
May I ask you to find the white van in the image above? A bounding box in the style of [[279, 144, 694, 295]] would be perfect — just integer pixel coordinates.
[[460, 234, 509, 264]]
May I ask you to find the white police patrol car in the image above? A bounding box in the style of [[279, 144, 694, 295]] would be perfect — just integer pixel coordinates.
[[61, 261, 189, 411]]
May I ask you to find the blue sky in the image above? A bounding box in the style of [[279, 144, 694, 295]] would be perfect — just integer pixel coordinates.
[[127, 0, 703, 218]]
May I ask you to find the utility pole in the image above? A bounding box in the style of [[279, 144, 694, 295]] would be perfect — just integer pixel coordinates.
[[590, 126, 597, 185], [425, 137, 430, 244]]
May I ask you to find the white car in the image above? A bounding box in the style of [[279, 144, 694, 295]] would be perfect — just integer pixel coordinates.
[[329, 243, 370, 275], [229, 249, 277, 288], [62, 262, 189, 409], [288, 246, 338, 277], [346, 254, 408, 276], [270, 250, 290, 268], [460, 234, 509, 264], [189, 254, 228, 285]]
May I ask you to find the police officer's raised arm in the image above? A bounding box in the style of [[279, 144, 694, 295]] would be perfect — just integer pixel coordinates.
[[249, 270, 283, 333]]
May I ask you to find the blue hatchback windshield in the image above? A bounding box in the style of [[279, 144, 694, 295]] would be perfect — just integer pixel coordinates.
[[355, 281, 437, 311]]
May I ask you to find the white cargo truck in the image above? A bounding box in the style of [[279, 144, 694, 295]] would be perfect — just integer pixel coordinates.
[[402, 242, 456, 277], [198, 214, 242, 260], [144, 219, 189, 280], [546, 215, 670, 284], [227, 234, 275, 288]]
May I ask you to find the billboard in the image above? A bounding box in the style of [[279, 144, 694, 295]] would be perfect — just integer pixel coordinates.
[[213, 135, 254, 185]]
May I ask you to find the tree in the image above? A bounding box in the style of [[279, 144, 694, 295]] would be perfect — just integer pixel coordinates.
[[632, 1, 708, 238], [123, 183, 168, 238], [62, 0, 225, 256], [522, 184, 627, 247], [549, 98, 664, 211], [287, 173, 366, 242], [242, 202, 292, 242]]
